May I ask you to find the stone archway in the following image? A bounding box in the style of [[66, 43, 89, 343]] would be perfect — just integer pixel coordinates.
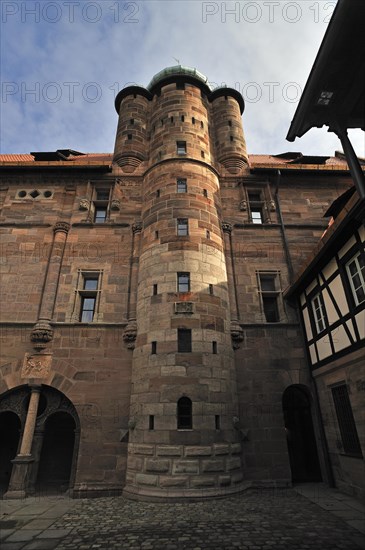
[[0, 384, 80, 497], [282, 385, 322, 483], [0, 412, 21, 494], [36, 411, 76, 494]]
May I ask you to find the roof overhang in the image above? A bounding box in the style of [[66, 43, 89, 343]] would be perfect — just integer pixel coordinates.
[[286, 0, 365, 141]]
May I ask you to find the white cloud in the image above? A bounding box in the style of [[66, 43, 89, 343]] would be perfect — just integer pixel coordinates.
[[1, 0, 364, 157]]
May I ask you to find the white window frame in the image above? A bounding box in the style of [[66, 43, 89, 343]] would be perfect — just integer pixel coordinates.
[[312, 292, 326, 334], [346, 252, 365, 306]]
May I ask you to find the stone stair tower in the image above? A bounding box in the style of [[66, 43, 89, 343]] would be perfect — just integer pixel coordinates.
[[113, 66, 248, 499]]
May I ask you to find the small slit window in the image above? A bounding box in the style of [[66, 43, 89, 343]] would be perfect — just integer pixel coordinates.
[[177, 397, 192, 429]]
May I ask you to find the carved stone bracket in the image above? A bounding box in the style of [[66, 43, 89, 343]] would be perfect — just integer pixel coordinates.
[[123, 319, 137, 349], [111, 199, 121, 211], [53, 221, 70, 234], [239, 200, 247, 211], [222, 222, 233, 233], [230, 320, 244, 350], [132, 221, 142, 234], [21, 353, 52, 379], [30, 320, 54, 350], [79, 198, 90, 211], [269, 199, 276, 212]]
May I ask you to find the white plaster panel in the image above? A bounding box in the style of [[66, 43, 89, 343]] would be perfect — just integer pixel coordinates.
[[332, 324, 351, 353], [316, 336, 332, 361], [309, 344, 317, 365], [322, 288, 339, 326], [346, 320, 356, 341], [338, 236, 356, 259], [300, 292, 306, 307], [306, 279, 317, 296], [302, 306, 312, 341], [328, 276, 349, 316], [355, 310, 365, 340], [322, 257, 338, 280], [358, 224, 365, 242]]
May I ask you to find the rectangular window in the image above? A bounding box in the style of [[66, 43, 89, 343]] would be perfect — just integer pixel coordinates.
[[178, 329, 192, 353], [177, 218, 188, 236], [248, 190, 264, 224], [177, 178, 187, 193], [212, 341, 217, 354], [177, 272, 190, 292], [153, 284, 158, 296], [151, 341, 157, 354], [215, 415, 220, 430], [94, 207, 107, 223], [177, 141, 186, 155], [346, 252, 365, 305], [258, 273, 280, 322], [93, 188, 110, 223], [331, 384, 362, 457], [209, 284, 214, 295], [312, 292, 326, 333], [79, 273, 100, 322]]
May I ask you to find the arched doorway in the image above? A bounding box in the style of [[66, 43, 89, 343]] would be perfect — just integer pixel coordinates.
[[282, 385, 322, 482], [36, 411, 76, 494], [0, 412, 21, 494]]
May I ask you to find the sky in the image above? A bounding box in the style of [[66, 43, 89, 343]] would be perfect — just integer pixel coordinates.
[[1, 0, 364, 157]]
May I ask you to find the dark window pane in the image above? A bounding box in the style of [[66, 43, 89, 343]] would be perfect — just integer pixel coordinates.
[[178, 329, 192, 352], [260, 276, 276, 292], [94, 207, 107, 223], [177, 397, 192, 429], [96, 190, 109, 201], [84, 278, 98, 290], [332, 385, 362, 456], [263, 296, 279, 322]]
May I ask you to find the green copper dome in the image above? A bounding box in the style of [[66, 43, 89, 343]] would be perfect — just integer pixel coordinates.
[[147, 65, 212, 92]]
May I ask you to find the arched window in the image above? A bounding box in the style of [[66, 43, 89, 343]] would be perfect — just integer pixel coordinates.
[[177, 397, 192, 429]]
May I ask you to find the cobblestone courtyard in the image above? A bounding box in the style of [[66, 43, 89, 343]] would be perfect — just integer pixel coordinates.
[[1, 486, 364, 550]]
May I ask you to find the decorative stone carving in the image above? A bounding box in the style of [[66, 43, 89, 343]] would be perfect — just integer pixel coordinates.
[[79, 198, 90, 211], [132, 221, 142, 234], [123, 319, 137, 349], [30, 320, 54, 350], [21, 353, 52, 379], [174, 302, 194, 314], [230, 320, 244, 350], [111, 199, 121, 211], [269, 199, 276, 212], [239, 200, 247, 211], [53, 221, 70, 234], [221, 222, 232, 233]]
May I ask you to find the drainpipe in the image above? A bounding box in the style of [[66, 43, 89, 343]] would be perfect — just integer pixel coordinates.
[[274, 170, 294, 284], [331, 123, 365, 200]]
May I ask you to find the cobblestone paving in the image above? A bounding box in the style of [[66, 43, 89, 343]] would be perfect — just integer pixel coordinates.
[[2, 487, 363, 550]]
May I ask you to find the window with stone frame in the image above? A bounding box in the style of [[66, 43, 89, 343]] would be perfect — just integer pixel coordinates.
[[257, 271, 283, 323], [177, 218, 189, 236], [331, 384, 363, 457], [71, 270, 103, 322], [178, 329, 192, 352], [177, 178, 187, 193], [177, 396, 192, 429], [241, 183, 275, 224], [93, 188, 111, 223], [177, 141, 187, 155], [177, 272, 190, 293]]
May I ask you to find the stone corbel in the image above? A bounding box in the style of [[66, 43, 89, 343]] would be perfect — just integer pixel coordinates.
[[123, 319, 137, 349], [30, 320, 54, 351], [111, 198, 121, 211], [79, 198, 90, 211], [230, 320, 244, 350], [239, 199, 247, 211]]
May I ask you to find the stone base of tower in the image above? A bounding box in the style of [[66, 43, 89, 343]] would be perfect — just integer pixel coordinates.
[[122, 442, 251, 501]]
